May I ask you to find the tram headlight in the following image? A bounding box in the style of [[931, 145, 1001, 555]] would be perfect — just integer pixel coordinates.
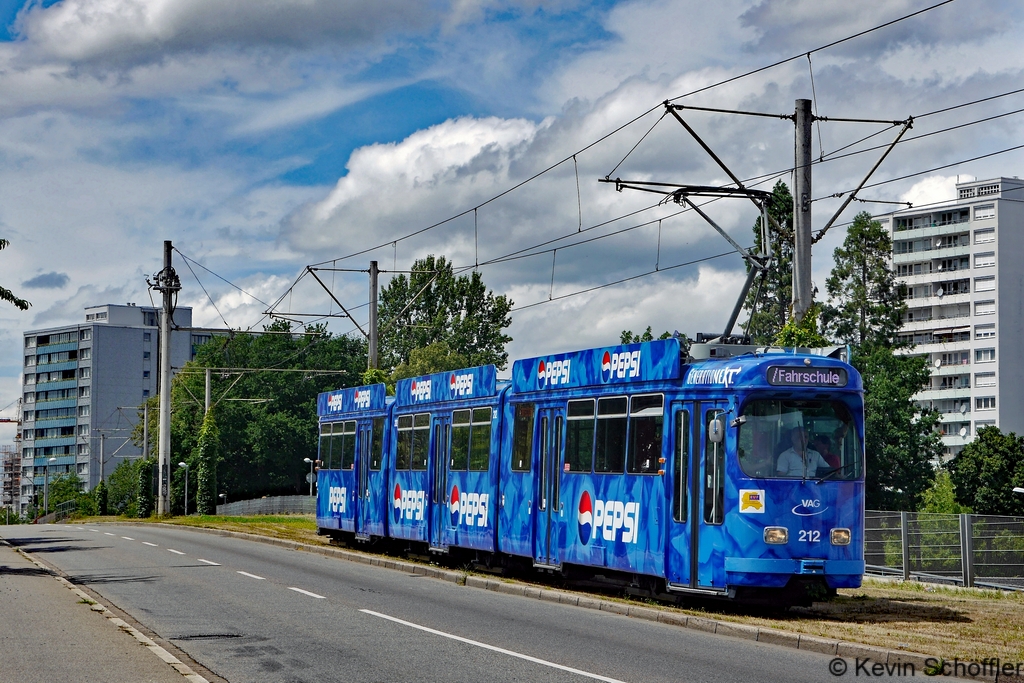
[[830, 528, 852, 546], [763, 526, 788, 544]]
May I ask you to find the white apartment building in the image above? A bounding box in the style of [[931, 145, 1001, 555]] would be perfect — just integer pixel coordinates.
[[877, 176, 1024, 459], [20, 304, 213, 515]]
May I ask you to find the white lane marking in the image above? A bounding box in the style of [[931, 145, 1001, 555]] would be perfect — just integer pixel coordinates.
[[288, 587, 325, 599], [359, 609, 630, 683], [88, 529, 100, 532], [237, 571, 265, 580], [142, 542, 158, 547], [197, 559, 220, 566], [121, 537, 134, 541], [104, 532, 115, 536], [167, 549, 186, 555]]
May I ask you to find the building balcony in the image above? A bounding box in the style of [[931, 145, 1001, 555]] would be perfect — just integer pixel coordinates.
[[891, 221, 969, 241], [904, 292, 970, 308], [29, 437, 77, 448], [35, 341, 79, 354], [32, 398, 77, 410], [32, 379, 78, 392], [34, 360, 78, 373], [900, 315, 971, 332], [893, 244, 971, 264], [915, 387, 972, 402]]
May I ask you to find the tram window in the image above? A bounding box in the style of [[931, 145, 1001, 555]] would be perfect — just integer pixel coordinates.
[[370, 418, 384, 470], [412, 413, 430, 470], [737, 400, 861, 480], [627, 394, 663, 474], [511, 403, 534, 472], [703, 412, 725, 525], [330, 422, 345, 470], [396, 415, 413, 469], [340, 420, 357, 469], [673, 409, 689, 522], [319, 423, 332, 470], [566, 399, 595, 472], [469, 408, 492, 471], [594, 396, 627, 473], [450, 410, 471, 470]]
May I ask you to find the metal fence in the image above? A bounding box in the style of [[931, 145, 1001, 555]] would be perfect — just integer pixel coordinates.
[[865, 510, 1024, 590], [215, 495, 315, 517]]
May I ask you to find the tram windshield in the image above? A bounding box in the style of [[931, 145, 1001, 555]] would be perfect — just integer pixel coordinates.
[[737, 399, 862, 480]]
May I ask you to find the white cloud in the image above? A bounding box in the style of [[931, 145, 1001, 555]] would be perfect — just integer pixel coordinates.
[[900, 175, 958, 209]]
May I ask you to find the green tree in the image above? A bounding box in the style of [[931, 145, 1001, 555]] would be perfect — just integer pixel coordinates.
[[136, 459, 154, 517], [0, 238, 30, 310], [158, 321, 366, 502], [194, 412, 219, 515], [391, 341, 467, 381], [948, 426, 1024, 515], [820, 212, 906, 347], [857, 345, 942, 510], [920, 470, 971, 514], [47, 473, 82, 512], [619, 327, 673, 344], [107, 459, 143, 517], [773, 304, 829, 347], [743, 181, 793, 344], [378, 255, 513, 372], [94, 479, 108, 516]]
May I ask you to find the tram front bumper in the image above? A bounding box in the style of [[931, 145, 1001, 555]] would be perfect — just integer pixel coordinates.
[[724, 558, 865, 588]]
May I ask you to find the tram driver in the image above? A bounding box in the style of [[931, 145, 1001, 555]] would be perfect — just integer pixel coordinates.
[[776, 426, 829, 478]]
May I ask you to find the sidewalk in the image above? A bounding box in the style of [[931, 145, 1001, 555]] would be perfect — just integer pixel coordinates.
[[0, 537, 204, 683]]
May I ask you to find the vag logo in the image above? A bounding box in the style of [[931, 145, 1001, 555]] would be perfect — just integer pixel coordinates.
[[328, 486, 347, 514], [577, 492, 640, 544], [792, 498, 827, 516], [353, 389, 371, 409]]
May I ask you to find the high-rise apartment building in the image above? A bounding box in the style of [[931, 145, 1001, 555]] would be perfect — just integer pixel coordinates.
[[878, 176, 1024, 459], [19, 304, 212, 515]]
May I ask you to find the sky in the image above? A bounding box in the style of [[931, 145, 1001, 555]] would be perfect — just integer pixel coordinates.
[[2, 0, 1024, 443]]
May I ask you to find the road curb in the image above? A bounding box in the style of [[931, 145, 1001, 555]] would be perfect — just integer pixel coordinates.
[[98, 522, 1020, 683], [1, 536, 211, 683]]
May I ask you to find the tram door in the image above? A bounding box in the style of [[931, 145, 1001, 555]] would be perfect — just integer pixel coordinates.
[[428, 415, 451, 551], [534, 408, 565, 567], [666, 402, 694, 586], [666, 401, 727, 590], [355, 422, 373, 539]]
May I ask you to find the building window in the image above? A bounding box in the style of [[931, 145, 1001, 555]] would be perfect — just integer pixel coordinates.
[[79, 367, 91, 379], [974, 204, 995, 220], [975, 420, 995, 430], [974, 300, 995, 316], [974, 227, 995, 243], [974, 252, 995, 268], [144, 311, 157, 327], [77, 463, 88, 475], [975, 324, 995, 339], [79, 347, 91, 360], [143, 332, 151, 342], [77, 424, 90, 437], [143, 351, 151, 359], [977, 184, 999, 197], [939, 352, 969, 366], [975, 372, 996, 387], [25, 336, 36, 348], [78, 385, 90, 398], [24, 355, 35, 367], [77, 405, 90, 417], [974, 276, 995, 292], [77, 444, 90, 456], [24, 373, 35, 385], [143, 370, 150, 378], [976, 396, 996, 411], [79, 329, 91, 341], [142, 389, 150, 398], [959, 187, 976, 199], [23, 392, 34, 404], [975, 348, 996, 363]]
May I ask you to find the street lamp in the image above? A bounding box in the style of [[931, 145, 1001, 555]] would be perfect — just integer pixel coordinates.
[[1013, 487, 1024, 495], [42, 457, 57, 518], [218, 493, 227, 511], [178, 462, 188, 516], [303, 457, 315, 497]]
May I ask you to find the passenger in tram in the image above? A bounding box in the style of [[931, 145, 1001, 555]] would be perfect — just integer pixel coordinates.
[[776, 426, 829, 478]]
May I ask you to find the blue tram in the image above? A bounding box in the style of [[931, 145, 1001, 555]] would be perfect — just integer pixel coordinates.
[[315, 338, 864, 603]]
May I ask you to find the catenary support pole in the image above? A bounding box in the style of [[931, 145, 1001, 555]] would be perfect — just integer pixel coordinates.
[[369, 261, 379, 370], [205, 367, 211, 415], [792, 99, 813, 323], [156, 240, 179, 516], [142, 403, 149, 460]]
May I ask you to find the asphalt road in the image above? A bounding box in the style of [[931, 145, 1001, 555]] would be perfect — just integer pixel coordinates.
[[0, 524, 955, 683]]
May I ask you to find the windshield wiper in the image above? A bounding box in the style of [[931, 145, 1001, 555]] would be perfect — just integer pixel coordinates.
[[816, 462, 857, 485]]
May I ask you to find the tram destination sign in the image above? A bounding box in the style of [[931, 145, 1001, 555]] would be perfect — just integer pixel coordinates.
[[766, 365, 847, 388]]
